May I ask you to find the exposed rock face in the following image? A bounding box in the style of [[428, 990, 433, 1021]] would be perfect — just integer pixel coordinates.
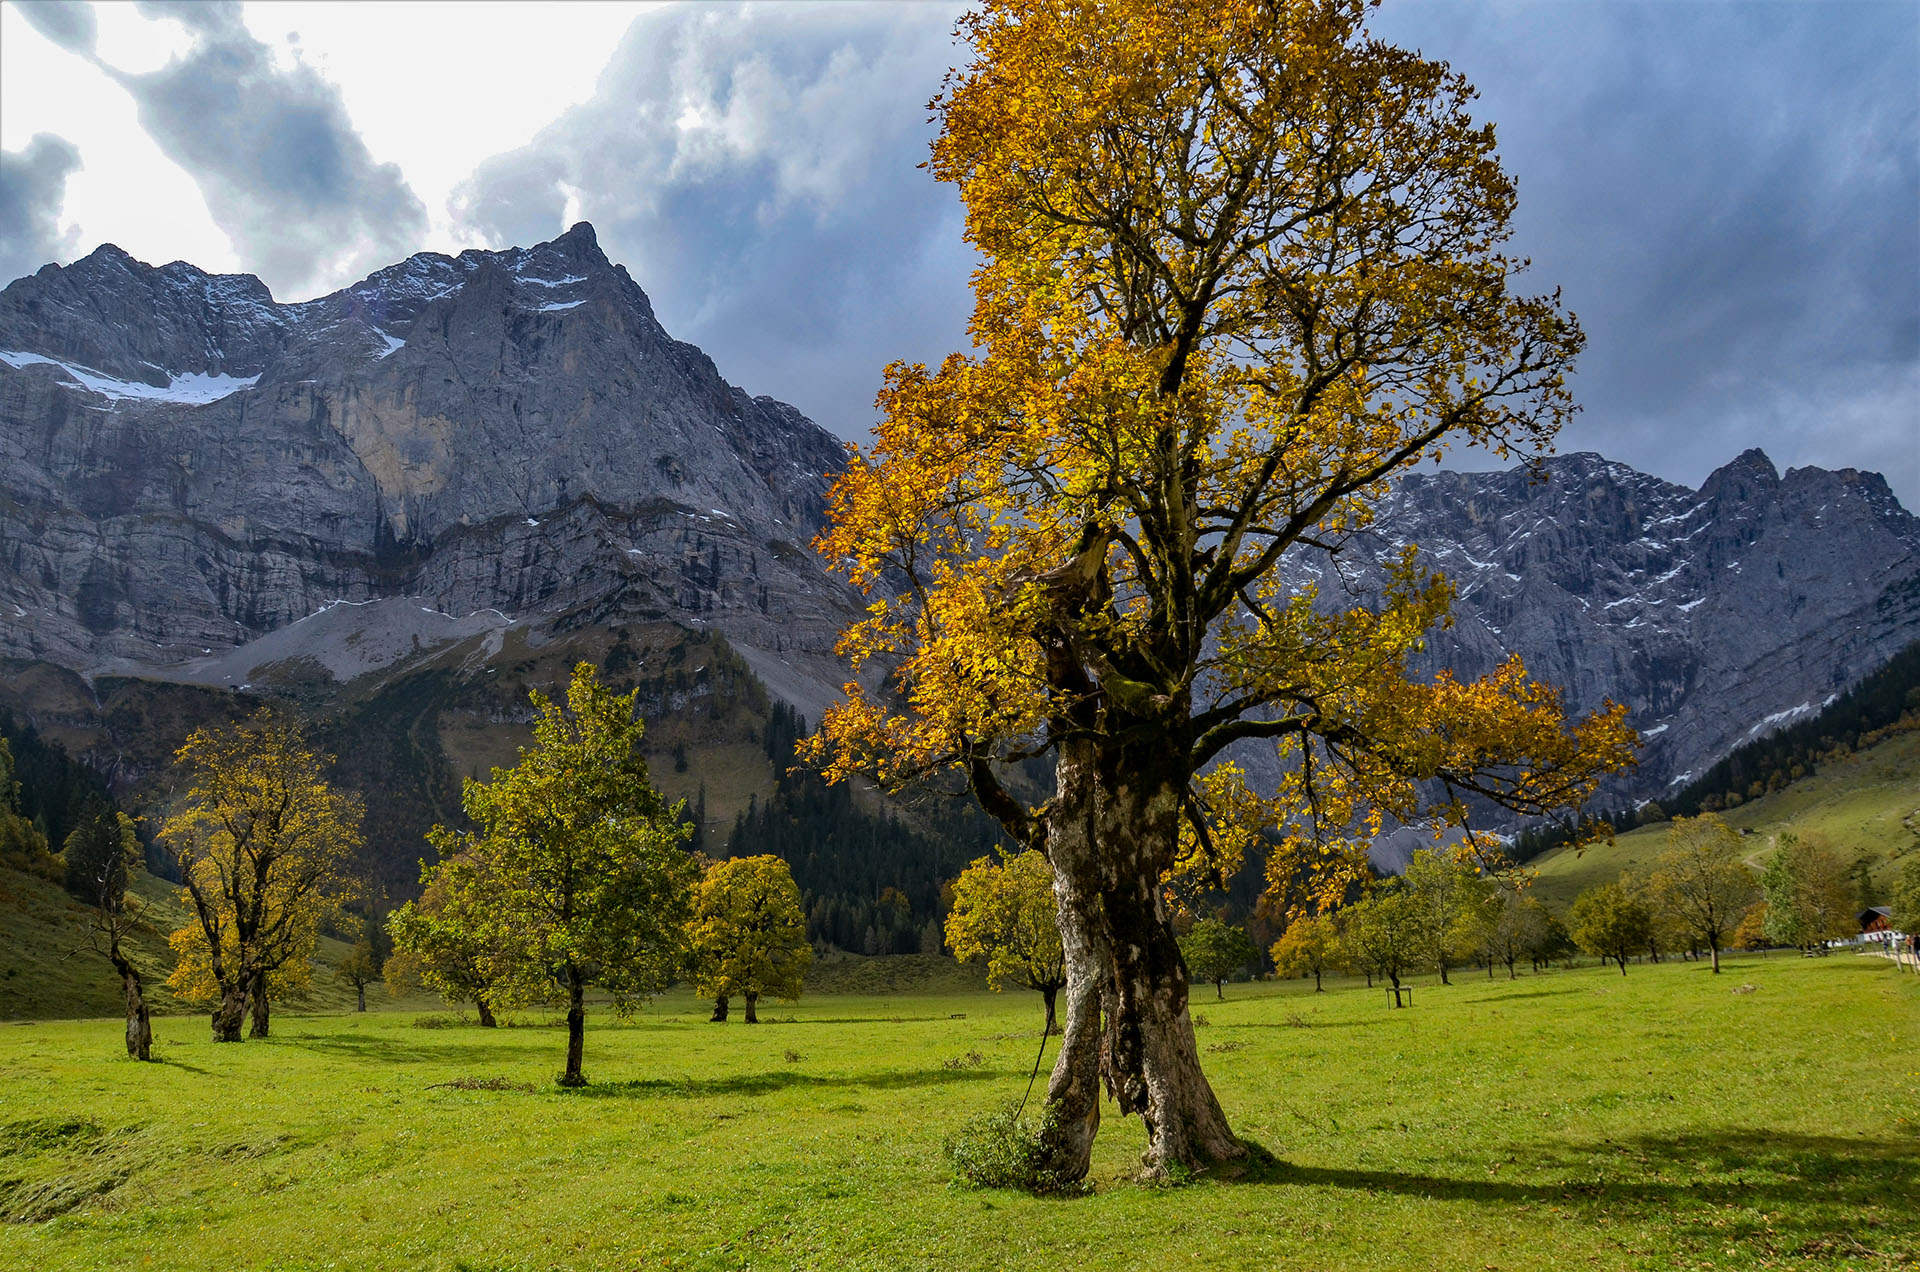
[[1301, 449, 1920, 806], [0, 223, 854, 689], [3, 228, 1916, 825]]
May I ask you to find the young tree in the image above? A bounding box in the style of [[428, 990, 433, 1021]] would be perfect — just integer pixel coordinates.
[[1732, 900, 1771, 953], [1339, 886, 1432, 1006], [1179, 918, 1257, 1000], [337, 940, 380, 1012], [1891, 856, 1920, 936], [161, 710, 362, 1041], [1647, 814, 1756, 973], [425, 663, 697, 1086], [803, 0, 1636, 1179], [387, 847, 505, 1025], [945, 850, 1068, 1032], [1270, 913, 1337, 991], [1404, 850, 1489, 985], [689, 855, 812, 1024], [1568, 880, 1653, 975], [1481, 888, 1548, 980], [66, 802, 154, 1059], [1760, 834, 1855, 953]]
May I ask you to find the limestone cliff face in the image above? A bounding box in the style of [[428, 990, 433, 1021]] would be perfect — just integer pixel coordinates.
[[1291, 450, 1920, 804], [3, 229, 1916, 819], [0, 223, 855, 678]]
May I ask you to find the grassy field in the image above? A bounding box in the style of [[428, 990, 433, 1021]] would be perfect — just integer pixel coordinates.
[[1, 953, 1913, 1271], [1528, 728, 1920, 907]]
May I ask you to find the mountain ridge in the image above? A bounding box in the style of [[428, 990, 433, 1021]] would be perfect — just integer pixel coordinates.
[[3, 229, 1917, 867]]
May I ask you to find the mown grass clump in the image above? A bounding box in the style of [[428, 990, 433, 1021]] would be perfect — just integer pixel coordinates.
[[942, 1102, 1089, 1196]]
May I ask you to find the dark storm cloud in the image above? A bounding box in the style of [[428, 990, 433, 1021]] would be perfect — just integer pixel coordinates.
[[10, 0, 96, 54], [452, 1, 1915, 502], [453, 2, 973, 438], [95, 0, 428, 296], [0, 133, 82, 284], [1373, 0, 1919, 502]]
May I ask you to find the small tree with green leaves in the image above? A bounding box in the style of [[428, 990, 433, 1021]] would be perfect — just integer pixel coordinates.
[[1482, 888, 1548, 980], [1760, 833, 1855, 954], [1339, 885, 1432, 1006], [1179, 918, 1257, 1000], [336, 939, 380, 1012], [387, 846, 506, 1025], [1270, 913, 1337, 991], [423, 663, 699, 1085], [1891, 856, 1920, 937], [689, 855, 812, 1024], [1404, 850, 1489, 985], [946, 850, 1067, 1031], [1568, 879, 1652, 974], [1648, 814, 1756, 973]]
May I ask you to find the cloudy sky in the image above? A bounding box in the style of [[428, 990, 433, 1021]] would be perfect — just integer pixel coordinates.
[[2, 0, 1914, 504]]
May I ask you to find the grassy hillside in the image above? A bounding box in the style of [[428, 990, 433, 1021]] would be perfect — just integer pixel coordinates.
[[0, 865, 374, 1022], [1528, 726, 1920, 907], [1, 954, 1912, 1270]]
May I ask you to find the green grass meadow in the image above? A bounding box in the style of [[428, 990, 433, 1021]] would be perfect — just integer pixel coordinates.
[[2, 953, 1914, 1271]]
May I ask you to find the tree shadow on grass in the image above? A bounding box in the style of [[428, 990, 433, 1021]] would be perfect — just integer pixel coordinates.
[[1217, 1018, 1384, 1030], [1457, 987, 1581, 1002], [1226, 1129, 1917, 1260], [563, 1066, 1005, 1099], [277, 1033, 540, 1066]]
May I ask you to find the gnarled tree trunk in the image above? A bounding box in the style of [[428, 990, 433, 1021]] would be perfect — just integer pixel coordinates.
[[107, 937, 152, 1060], [476, 995, 498, 1028], [1095, 751, 1242, 1179], [560, 964, 587, 1086], [248, 972, 270, 1039], [1035, 737, 1110, 1183], [212, 977, 247, 1042], [710, 995, 730, 1022]]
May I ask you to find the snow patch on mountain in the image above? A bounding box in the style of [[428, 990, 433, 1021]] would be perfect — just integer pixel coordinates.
[[0, 350, 260, 404]]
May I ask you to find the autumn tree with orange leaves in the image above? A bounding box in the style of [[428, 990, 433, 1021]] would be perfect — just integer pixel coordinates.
[[806, 0, 1636, 1181]]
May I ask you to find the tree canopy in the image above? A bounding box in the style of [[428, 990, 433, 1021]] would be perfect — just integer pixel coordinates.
[[803, 0, 1636, 1179], [417, 662, 697, 1085], [1760, 834, 1855, 952], [161, 709, 362, 1042], [1648, 814, 1756, 973], [1178, 918, 1257, 999], [1270, 912, 1338, 991], [1568, 880, 1652, 975], [689, 854, 812, 1024], [945, 849, 1068, 1031]]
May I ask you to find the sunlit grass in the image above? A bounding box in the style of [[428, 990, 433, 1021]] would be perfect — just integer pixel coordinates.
[[2, 950, 1913, 1270]]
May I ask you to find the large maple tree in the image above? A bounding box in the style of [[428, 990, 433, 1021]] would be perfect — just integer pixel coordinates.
[[808, 0, 1636, 1179]]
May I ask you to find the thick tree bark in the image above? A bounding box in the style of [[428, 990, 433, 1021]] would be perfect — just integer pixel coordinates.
[[560, 964, 587, 1086], [108, 938, 152, 1061], [476, 996, 497, 1028], [212, 978, 247, 1042], [744, 992, 759, 1024], [1095, 753, 1244, 1180], [1035, 739, 1109, 1184], [710, 995, 730, 1022], [248, 973, 270, 1039]]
